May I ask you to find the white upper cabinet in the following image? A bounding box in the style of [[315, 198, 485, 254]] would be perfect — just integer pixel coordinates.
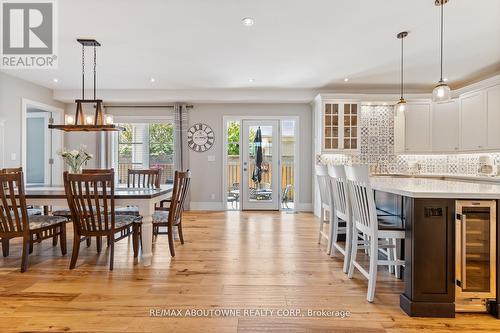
[[487, 84, 500, 149], [460, 91, 487, 151], [432, 100, 459, 152], [403, 103, 431, 153], [322, 101, 360, 152]]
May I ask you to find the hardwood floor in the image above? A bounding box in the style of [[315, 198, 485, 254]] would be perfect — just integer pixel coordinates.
[[0, 211, 499, 332]]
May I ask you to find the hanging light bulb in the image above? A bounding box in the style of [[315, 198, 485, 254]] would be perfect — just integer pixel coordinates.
[[395, 31, 408, 114], [432, 0, 451, 102]]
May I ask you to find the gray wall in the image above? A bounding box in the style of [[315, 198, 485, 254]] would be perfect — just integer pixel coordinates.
[[189, 103, 312, 210], [0, 72, 65, 168], [61, 102, 314, 210]]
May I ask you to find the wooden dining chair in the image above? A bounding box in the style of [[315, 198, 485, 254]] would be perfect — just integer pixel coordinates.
[[0, 170, 67, 272], [53, 169, 116, 249], [327, 165, 351, 273], [315, 164, 334, 254], [152, 170, 191, 257], [344, 165, 405, 302], [63, 170, 142, 270], [112, 168, 162, 216]]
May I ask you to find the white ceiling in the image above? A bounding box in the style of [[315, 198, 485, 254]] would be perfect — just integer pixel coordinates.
[[2, 0, 500, 93]]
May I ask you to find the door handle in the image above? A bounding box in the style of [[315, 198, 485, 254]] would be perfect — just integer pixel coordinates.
[[461, 214, 467, 290]]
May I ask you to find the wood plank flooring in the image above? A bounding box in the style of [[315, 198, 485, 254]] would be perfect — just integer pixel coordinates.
[[1, 211, 499, 332]]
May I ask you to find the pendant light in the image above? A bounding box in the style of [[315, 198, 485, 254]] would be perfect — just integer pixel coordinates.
[[49, 39, 123, 132], [432, 0, 451, 102], [395, 31, 408, 114]]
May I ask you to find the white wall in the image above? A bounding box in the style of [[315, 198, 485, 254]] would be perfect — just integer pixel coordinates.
[[0, 72, 65, 168], [189, 103, 313, 210]]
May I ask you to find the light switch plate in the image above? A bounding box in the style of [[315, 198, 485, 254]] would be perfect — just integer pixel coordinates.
[[208, 155, 215, 162], [10, 153, 16, 161]]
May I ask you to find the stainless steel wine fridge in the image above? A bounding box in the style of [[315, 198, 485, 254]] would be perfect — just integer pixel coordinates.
[[456, 200, 497, 312]]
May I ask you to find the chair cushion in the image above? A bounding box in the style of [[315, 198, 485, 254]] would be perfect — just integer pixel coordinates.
[[54, 207, 139, 217], [378, 215, 404, 230], [113, 214, 143, 228], [52, 208, 72, 217], [29, 215, 67, 230], [27, 208, 43, 216], [115, 206, 140, 216], [152, 210, 169, 223]]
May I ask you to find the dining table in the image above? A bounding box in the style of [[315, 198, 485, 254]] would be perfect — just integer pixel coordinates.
[[23, 184, 173, 266]]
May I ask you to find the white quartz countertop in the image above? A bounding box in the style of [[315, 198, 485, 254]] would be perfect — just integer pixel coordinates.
[[370, 176, 500, 199]]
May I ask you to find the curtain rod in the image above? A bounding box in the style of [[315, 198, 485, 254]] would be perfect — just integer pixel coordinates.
[[103, 105, 194, 109]]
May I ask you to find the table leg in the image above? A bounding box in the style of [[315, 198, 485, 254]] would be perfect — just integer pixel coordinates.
[[138, 201, 155, 267]]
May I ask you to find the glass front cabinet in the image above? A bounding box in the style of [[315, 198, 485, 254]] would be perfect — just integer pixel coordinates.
[[322, 101, 360, 152]]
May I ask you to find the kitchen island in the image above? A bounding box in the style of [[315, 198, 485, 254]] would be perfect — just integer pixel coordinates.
[[370, 176, 500, 318]]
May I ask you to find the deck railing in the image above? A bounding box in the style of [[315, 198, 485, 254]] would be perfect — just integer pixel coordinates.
[[226, 156, 294, 200]]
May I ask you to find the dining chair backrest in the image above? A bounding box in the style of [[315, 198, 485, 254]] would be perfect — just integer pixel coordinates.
[[0, 171, 28, 236], [63, 170, 116, 234], [83, 168, 114, 174], [344, 165, 378, 236], [168, 170, 191, 226], [315, 164, 331, 207], [327, 165, 350, 218], [127, 169, 161, 189], [1, 167, 23, 174]]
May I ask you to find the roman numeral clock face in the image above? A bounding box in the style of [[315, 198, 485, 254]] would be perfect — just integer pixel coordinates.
[[187, 123, 215, 152]]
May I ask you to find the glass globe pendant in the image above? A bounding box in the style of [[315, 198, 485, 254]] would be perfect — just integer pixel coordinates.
[[432, 0, 451, 102], [395, 31, 408, 114]]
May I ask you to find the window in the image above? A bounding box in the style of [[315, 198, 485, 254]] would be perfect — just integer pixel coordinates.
[[117, 123, 174, 184]]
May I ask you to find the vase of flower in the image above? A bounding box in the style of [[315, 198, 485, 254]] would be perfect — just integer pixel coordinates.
[[59, 146, 93, 174]]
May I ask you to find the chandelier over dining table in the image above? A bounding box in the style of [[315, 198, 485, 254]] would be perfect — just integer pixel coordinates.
[[49, 39, 123, 132]]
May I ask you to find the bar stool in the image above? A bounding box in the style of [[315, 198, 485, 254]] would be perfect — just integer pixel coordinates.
[[326, 165, 351, 273], [315, 164, 333, 254], [345, 165, 405, 302]]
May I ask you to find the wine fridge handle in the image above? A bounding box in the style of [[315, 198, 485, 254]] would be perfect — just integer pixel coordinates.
[[461, 214, 467, 290]]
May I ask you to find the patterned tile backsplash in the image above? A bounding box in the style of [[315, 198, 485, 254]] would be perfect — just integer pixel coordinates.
[[320, 105, 500, 176]]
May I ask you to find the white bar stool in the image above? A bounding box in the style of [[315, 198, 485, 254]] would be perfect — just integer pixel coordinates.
[[315, 164, 333, 254], [326, 165, 350, 273], [345, 165, 405, 302]]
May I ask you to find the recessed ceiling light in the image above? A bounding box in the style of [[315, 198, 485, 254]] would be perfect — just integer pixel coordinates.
[[443, 77, 449, 82], [150, 77, 156, 83], [343, 78, 349, 82], [53, 78, 58, 83], [248, 78, 255, 83], [242, 17, 254, 27]]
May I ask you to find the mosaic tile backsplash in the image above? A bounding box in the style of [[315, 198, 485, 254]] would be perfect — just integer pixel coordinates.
[[320, 105, 500, 176]]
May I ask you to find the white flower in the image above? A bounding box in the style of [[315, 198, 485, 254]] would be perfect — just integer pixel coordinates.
[[70, 150, 79, 157]]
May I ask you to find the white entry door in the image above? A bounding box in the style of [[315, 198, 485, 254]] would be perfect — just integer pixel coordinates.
[[241, 120, 280, 210]]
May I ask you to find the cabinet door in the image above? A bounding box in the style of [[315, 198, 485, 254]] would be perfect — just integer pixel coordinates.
[[405, 103, 431, 152], [432, 100, 459, 152], [323, 103, 340, 150], [487, 85, 500, 149], [342, 103, 359, 150], [460, 91, 487, 151]]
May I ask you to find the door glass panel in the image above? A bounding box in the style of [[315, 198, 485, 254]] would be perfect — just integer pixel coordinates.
[[463, 207, 491, 292], [226, 121, 241, 210], [281, 120, 295, 211], [248, 125, 273, 203]]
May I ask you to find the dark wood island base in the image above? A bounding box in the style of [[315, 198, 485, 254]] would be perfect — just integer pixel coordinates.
[[374, 184, 500, 319]]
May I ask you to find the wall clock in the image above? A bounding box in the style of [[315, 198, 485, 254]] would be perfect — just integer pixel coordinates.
[[187, 123, 215, 152]]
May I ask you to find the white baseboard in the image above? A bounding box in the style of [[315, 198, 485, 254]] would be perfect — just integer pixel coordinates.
[[189, 202, 314, 212], [189, 202, 225, 211]]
